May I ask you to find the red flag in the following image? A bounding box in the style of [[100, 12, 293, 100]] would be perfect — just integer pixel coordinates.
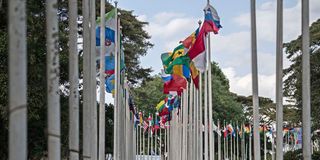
[[163, 74, 187, 96]]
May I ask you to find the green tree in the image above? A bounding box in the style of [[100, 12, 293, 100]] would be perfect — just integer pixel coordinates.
[[283, 19, 320, 131], [0, 0, 152, 158]]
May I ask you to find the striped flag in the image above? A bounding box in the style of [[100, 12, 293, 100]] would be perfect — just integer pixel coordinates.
[[143, 120, 149, 133]]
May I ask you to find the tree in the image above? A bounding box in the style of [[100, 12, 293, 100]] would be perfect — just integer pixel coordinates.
[[0, 0, 152, 158], [283, 19, 320, 131], [132, 62, 244, 122]]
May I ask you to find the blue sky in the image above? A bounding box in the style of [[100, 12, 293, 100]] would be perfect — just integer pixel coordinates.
[[104, 0, 320, 102]]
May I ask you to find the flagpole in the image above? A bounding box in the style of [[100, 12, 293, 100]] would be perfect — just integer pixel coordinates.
[[188, 82, 194, 159], [8, 0, 27, 159], [89, 0, 98, 158], [151, 116, 154, 159], [218, 120, 221, 160], [208, 32, 214, 160], [271, 130, 275, 160], [199, 73, 203, 160], [68, 0, 79, 158], [237, 122, 239, 160], [193, 81, 197, 160], [264, 125, 267, 160], [275, 0, 284, 159], [160, 127, 162, 159], [182, 84, 188, 160], [249, 126, 252, 160], [250, 0, 261, 159], [143, 122, 145, 160], [231, 124, 233, 160], [204, 41, 209, 160], [46, 0, 60, 158], [165, 127, 167, 160], [113, 2, 119, 160], [98, 0, 106, 158], [301, 0, 311, 159]]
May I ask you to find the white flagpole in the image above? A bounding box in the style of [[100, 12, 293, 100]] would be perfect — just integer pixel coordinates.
[[264, 125, 267, 160], [188, 82, 194, 159], [46, 0, 60, 158], [151, 116, 154, 159], [193, 81, 197, 160], [218, 121, 221, 160], [204, 43, 209, 160], [160, 128, 162, 158], [208, 33, 214, 160], [301, 0, 311, 159], [8, 0, 27, 159], [249, 129, 252, 160], [250, 0, 261, 159], [68, 0, 79, 159], [237, 122, 239, 160], [155, 126, 157, 157], [271, 130, 275, 160], [165, 127, 167, 160], [90, 0, 98, 159], [199, 73, 203, 160], [182, 86, 188, 160], [231, 126, 233, 160], [82, 0, 92, 158], [98, 0, 106, 159], [275, 0, 284, 159], [113, 2, 119, 160], [143, 125, 145, 160]]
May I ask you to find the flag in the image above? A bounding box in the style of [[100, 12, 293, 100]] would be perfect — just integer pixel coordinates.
[[188, 4, 222, 72], [180, 27, 200, 49], [105, 74, 115, 94], [190, 61, 199, 88], [161, 69, 172, 83], [203, 4, 222, 34], [139, 112, 143, 124], [163, 74, 187, 96], [143, 120, 149, 133], [156, 100, 166, 112], [95, 8, 116, 56], [103, 55, 126, 76], [164, 55, 190, 76]]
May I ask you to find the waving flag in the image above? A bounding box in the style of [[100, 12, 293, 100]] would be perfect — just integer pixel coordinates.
[[181, 27, 200, 49], [143, 120, 149, 133], [139, 112, 143, 124], [105, 74, 115, 94], [163, 74, 187, 96], [95, 9, 116, 57], [161, 69, 172, 83], [188, 4, 221, 72]]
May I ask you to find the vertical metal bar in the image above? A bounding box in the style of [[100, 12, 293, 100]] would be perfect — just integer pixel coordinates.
[[218, 121, 221, 160], [250, 0, 261, 159], [82, 0, 91, 158], [46, 0, 60, 159], [90, 0, 97, 159], [208, 33, 214, 160], [302, 0, 311, 159], [275, 0, 284, 159], [204, 39, 209, 160], [68, 0, 79, 159], [199, 73, 203, 160], [113, 2, 119, 159], [8, 0, 27, 159], [98, 0, 106, 159], [264, 125, 266, 160], [188, 82, 194, 159]]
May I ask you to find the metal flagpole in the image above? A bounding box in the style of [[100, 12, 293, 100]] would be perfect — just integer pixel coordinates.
[[199, 73, 203, 160], [204, 41, 209, 160], [155, 125, 157, 157], [89, 0, 98, 159], [160, 128, 162, 159], [82, 0, 92, 158], [231, 126, 233, 160], [249, 128, 252, 160], [46, 0, 60, 159], [143, 125, 145, 160], [98, 0, 106, 159], [68, 0, 79, 159], [165, 127, 167, 160], [193, 81, 197, 160], [275, 0, 284, 159], [188, 82, 194, 159], [264, 125, 267, 160], [148, 116, 150, 160], [208, 33, 214, 160], [113, 2, 119, 159], [218, 120, 221, 160], [301, 0, 311, 159], [237, 122, 239, 160], [250, 0, 261, 159], [196, 86, 200, 160], [8, 0, 27, 159], [272, 130, 275, 160], [182, 86, 188, 160]]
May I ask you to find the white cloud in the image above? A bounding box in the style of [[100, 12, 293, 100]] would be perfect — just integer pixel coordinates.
[[222, 67, 276, 101], [233, 0, 320, 42]]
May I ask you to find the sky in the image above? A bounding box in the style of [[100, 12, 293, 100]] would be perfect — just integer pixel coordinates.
[[104, 0, 320, 103]]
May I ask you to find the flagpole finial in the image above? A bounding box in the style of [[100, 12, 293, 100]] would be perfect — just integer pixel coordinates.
[[114, 1, 118, 6], [207, 0, 210, 5], [198, 20, 202, 26]]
